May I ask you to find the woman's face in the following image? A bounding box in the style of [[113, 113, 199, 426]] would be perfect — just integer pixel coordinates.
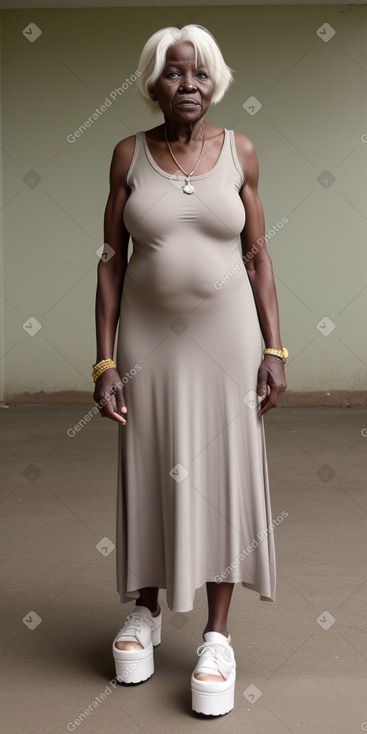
[[152, 41, 215, 124]]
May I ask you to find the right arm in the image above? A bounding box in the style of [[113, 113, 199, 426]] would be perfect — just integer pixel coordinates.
[[93, 136, 135, 423]]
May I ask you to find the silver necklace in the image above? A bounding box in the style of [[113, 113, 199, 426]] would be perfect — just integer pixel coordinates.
[[164, 119, 205, 194]]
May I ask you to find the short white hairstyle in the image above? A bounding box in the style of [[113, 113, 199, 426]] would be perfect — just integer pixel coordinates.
[[137, 24, 234, 106]]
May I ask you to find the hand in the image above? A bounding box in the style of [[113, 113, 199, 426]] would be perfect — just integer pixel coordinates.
[[256, 355, 287, 417], [93, 368, 127, 424]]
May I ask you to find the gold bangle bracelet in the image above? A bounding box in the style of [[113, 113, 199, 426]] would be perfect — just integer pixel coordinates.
[[91, 359, 116, 383], [263, 347, 288, 364]]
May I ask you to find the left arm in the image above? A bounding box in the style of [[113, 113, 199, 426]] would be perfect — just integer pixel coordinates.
[[236, 133, 287, 417]]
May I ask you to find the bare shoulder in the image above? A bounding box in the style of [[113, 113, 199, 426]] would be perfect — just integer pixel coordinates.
[[110, 135, 136, 179], [233, 132, 257, 160], [233, 133, 259, 182]]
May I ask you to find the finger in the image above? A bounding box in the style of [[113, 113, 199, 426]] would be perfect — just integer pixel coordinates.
[[257, 393, 277, 417], [257, 384, 268, 405], [258, 387, 284, 416], [256, 368, 268, 402], [99, 392, 127, 424], [102, 403, 127, 424], [113, 383, 127, 415], [258, 400, 273, 418]]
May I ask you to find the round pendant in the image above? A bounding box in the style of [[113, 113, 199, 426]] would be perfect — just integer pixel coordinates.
[[183, 182, 195, 194]]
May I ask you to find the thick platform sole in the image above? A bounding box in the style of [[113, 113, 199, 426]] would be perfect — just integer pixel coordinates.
[[113, 623, 161, 684], [191, 674, 235, 716], [114, 643, 154, 684]]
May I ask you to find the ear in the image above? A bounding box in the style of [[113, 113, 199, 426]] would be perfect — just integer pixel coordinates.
[[149, 85, 157, 101]]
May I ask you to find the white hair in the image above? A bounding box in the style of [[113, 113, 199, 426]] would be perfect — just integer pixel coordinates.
[[137, 24, 234, 106]]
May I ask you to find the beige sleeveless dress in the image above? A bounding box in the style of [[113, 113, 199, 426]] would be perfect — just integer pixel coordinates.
[[115, 129, 276, 612]]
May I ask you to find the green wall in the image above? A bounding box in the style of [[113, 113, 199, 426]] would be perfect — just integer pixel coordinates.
[[1, 5, 366, 401]]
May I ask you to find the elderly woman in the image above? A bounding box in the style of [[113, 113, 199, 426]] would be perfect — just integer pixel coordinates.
[[93, 24, 287, 716]]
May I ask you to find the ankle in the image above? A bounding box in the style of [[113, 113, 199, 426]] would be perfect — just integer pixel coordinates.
[[203, 625, 229, 639], [136, 601, 160, 616]]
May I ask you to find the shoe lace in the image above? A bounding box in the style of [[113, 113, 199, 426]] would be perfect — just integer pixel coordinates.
[[120, 611, 154, 638], [196, 642, 234, 679]]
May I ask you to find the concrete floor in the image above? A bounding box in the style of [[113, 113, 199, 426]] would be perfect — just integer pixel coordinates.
[[1, 404, 367, 734]]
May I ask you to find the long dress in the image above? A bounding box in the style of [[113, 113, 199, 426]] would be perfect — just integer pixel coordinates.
[[115, 128, 276, 612]]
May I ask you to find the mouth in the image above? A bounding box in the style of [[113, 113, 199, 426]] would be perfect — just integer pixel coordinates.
[[176, 100, 200, 107]]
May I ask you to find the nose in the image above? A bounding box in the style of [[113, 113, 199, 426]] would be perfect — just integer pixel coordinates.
[[178, 74, 197, 93]]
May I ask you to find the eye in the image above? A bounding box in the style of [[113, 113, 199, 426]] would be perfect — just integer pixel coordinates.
[[167, 71, 180, 78], [197, 72, 208, 79]]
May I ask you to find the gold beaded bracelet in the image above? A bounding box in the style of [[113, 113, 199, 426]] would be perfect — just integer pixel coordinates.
[[92, 359, 116, 383], [263, 347, 289, 364]]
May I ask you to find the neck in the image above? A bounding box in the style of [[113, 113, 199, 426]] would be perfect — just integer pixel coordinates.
[[164, 117, 204, 144]]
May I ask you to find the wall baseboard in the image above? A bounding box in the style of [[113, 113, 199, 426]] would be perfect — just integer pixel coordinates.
[[2, 390, 366, 408]]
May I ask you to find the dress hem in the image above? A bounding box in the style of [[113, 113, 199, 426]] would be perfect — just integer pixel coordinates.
[[117, 579, 275, 613]]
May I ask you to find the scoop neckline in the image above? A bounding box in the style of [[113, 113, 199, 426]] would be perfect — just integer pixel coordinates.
[[142, 128, 228, 181]]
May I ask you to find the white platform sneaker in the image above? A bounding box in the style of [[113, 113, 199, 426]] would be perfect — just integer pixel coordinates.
[[112, 605, 162, 684], [191, 631, 236, 716]]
